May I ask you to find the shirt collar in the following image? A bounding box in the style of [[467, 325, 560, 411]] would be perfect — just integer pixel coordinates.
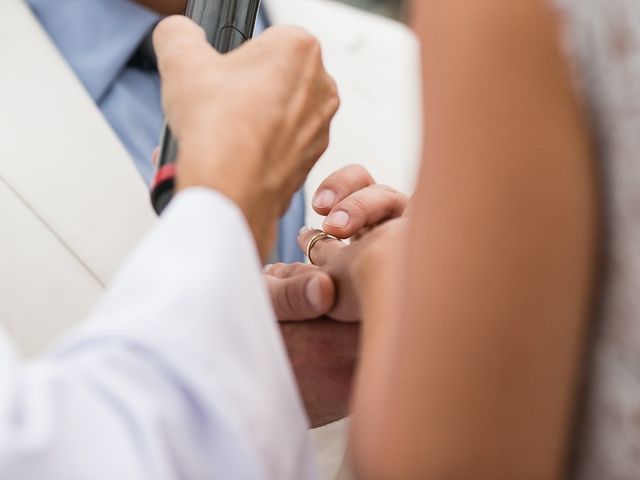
[[28, 0, 161, 102]]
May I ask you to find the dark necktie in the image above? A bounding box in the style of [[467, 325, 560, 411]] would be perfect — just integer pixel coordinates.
[[129, 30, 157, 71]]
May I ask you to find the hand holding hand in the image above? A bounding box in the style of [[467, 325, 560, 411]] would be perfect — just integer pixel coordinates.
[[262, 165, 409, 424], [299, 165, 410, 321], [264, 264, 356, 427], [299, 218, 408, 321]]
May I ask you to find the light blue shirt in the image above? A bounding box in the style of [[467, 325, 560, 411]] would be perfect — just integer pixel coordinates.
[[28, 0, 306, 263]]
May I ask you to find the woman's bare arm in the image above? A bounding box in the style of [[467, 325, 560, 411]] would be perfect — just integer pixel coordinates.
[[351, 1, 598, 478]]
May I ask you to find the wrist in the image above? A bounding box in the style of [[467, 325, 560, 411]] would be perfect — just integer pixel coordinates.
[[175, 146, 281, 260]]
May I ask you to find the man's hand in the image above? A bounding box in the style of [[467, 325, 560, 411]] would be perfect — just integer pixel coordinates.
[[280, 319, 359, 428], [153, 17, 339, 259], [264, 263, 334, 321], [264, 264, 356, 427]]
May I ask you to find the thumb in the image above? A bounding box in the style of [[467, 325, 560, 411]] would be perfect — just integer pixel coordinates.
[[153, 16, 216, 80], [266, 271, 335, 321]]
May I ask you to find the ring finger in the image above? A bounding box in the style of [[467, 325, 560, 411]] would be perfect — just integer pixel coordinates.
[[298, 228, 346, 267]]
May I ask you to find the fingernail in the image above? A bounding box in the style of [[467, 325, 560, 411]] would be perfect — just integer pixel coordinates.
[[313, 189, 335, 209], [263, 264, 274, 272], [299, 226, 312, 237], [305, 276, 324, 310], [324, 210, 350, 229]]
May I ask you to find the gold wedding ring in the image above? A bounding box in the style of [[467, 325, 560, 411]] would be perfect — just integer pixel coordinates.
[[306, 231, 339, 265]]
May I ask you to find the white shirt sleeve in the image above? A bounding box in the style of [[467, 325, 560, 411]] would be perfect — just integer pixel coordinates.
[[0, 188, 317, 480]]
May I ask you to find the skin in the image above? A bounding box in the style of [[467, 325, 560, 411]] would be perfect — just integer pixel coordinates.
[[280, 318, 359, 428], [296, 0, 598, 477], [154, 17, 339, 259], [355, 0, 598, 477], [268, 165, 408, 324], [312, 165, 408, 240], [266, 167, 408, 426], [266, 262, 353, 428]]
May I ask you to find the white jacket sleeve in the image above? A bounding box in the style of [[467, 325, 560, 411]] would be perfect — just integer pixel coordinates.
[[0, 188, 317, 480]]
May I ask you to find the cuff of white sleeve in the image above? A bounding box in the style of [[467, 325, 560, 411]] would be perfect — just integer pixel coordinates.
[[162, 186, 248, 230]]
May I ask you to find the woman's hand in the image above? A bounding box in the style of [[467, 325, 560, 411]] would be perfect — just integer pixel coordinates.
[[153, 17, 340, 258], [311, 165, 409, 240], [297, 218, 408, 321]]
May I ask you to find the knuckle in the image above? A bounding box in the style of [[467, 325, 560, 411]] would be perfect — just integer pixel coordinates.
[[343, 196, 368, 217], [269, 264, 285, 277], [351, 164, 370, 177], [282, 280, 304, 314], [344, 164, 374, 184], [308, 36, 323, 59], [320, 83, 340, 120], [372, 184, 408, 213], [154, 16, 181, 38], [327, 75, 339, 96], [281, 27, 320, 54], [328, 79, 340, 112], [296, 28, 320, 49], [274, 286, 294, 317]]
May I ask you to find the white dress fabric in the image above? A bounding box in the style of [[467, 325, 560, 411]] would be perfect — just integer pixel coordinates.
[[551, 1, 640, 478]]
